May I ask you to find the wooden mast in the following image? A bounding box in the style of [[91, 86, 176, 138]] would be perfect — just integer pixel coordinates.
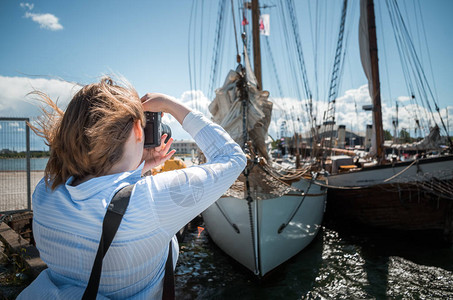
[[251, 0, 262, 91], [367, 0, 385, 162]]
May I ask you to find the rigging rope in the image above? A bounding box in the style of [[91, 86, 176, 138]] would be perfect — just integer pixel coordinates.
[[309, 0, 321, 109], [198, 0, 205, 111], [236, 63, 259, 274], [387, 2, 432, 128], [322, 0, 348, 161], [230, 0, 240, 62], [285, 0, 313, 99], [385, 0, 428, 134], [376, 0, 394, 109], [208, 0, 227, 101], [279, 0, 312, 136], [385, 0, 451, 145], [188, 1, 196, 106], [274, 2, 306, 133], [294, 1, 315, 136], [263, 37, 283, 98], [193, 1, 199, 110], [415, 0, 439, 102]]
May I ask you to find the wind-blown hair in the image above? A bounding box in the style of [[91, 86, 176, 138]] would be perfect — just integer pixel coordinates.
[[29, 77, 145, 190]]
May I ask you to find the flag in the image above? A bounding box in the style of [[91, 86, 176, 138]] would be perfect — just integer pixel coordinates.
[[259, 14, 270, 35], [197, 226, 205, 237]]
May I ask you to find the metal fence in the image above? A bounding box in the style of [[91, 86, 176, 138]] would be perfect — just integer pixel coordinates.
[[0, 118, 32, 214]]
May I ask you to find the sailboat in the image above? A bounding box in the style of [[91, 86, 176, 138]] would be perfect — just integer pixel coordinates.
[[198, 0, 327, 276], [323, 0, 453, 241]]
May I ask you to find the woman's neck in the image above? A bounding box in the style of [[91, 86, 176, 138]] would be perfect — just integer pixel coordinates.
[[71, 175, 94, 186]]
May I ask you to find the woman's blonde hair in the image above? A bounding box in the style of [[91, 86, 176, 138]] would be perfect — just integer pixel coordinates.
[[29, 77, 145, 190]]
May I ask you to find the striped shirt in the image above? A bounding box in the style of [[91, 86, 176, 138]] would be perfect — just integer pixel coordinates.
[[18, 111, 246, 299]]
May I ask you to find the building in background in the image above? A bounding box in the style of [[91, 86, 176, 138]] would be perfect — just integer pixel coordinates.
[[172, 140, 198, 155]]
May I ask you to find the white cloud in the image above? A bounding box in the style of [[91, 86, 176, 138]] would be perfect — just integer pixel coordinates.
[[266, 84, 449, 139], [0, 75, 80, 118], [180, 90, 212, 117], [1, 76, 447, 145], [397, 95, 411, 103], [25, 12, 63, 31], [0, 75, 203, 142], [20, 3, 34, 10], [170, 84, 443, 141], [158, 90, 213, 141], [20, 2, 63, 31]]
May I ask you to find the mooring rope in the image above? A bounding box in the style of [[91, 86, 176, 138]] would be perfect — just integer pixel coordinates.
[[313, 159, 421, 190], [277, 173, 316, 234], [214, 202, 240, 233], [314, 160, 453, 197], [383, 159, 418, 183]]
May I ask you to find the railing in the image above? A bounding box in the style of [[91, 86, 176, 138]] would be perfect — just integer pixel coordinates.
[[0, 118, 32, 214]]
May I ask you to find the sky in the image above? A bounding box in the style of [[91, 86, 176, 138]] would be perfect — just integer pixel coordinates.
[[0, 0, 452, 151]]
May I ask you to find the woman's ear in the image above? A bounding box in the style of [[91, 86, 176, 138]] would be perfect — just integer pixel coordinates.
[[133, 119, 143, 142]]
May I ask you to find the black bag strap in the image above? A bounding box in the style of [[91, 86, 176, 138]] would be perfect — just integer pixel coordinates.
[[162, 240, 175, 300], [82, 184, 134, 300]]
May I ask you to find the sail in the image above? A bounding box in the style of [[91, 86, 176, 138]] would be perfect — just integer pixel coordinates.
[[359, 0, 377, 156], [359, 0, 372, 93], [209, 46, 273, 160]]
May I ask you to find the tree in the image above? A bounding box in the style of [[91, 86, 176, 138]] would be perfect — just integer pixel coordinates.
[[383, 130, 393, 141], [399, 128, 412, 143]]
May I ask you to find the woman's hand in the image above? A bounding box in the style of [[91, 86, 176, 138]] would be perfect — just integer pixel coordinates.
[[141, 93, 173, 113], [141, 93, 191, 125], [141, 134, 176, 175]]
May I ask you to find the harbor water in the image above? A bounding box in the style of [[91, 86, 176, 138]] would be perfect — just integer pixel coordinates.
[[0, 158, 49, 171], [176, 218, 453, 299]]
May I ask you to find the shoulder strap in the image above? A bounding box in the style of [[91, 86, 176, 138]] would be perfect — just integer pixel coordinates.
[[162, 240, 175, 300], [82, 184, 134, 300]]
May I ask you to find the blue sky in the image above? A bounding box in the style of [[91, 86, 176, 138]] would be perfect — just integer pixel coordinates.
[[0, 0, 194, 96], [0, 0, 452, 151]]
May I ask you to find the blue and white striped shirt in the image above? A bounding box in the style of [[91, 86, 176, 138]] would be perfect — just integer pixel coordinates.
[[18, 111, 246, 299]]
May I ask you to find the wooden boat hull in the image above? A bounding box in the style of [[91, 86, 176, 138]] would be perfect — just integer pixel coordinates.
[[326, 155, 453, 241], [202, 177, 326, 276]]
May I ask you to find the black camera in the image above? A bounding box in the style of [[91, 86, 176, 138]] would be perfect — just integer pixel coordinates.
[[143, 111, 172, 148]]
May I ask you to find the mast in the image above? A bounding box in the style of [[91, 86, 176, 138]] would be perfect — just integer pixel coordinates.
[[251, 0, 262, 90], [366, 0, 385, 162]]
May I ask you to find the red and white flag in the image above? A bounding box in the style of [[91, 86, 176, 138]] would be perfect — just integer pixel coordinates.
[[259, 14, 270, 35]]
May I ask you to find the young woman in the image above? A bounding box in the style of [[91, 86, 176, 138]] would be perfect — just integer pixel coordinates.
[[18, 77, 246, 299]]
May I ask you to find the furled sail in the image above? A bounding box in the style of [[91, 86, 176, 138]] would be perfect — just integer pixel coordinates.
[[388, 125, 444, 151], [359, 0, 377, 157], [209, 46, 273, 160]]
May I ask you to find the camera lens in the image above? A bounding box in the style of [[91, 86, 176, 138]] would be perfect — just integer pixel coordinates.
[[161, 123, 172, 143]]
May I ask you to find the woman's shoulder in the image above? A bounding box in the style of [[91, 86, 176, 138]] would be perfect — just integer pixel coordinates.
[[33, 176, 53, 197]]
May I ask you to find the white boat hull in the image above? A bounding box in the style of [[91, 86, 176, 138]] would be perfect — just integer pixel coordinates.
[[202, 177, 326, 276], [327, 155, 453, 187]]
